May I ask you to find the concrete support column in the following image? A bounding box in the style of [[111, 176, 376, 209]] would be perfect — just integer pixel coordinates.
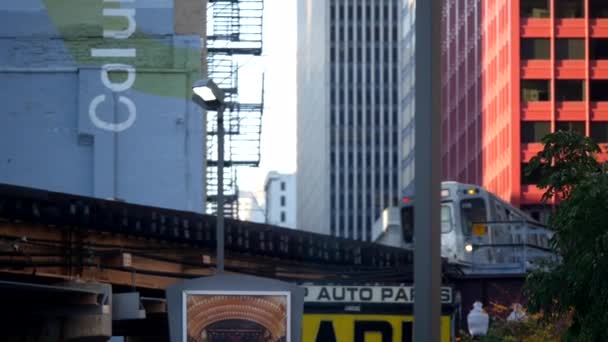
[[63, 313, 112, 341], [1, 282, 112, 342]]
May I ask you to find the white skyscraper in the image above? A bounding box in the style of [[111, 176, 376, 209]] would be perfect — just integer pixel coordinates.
[[297, 0, 401, 241]]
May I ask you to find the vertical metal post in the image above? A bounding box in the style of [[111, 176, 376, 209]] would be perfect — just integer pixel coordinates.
[[414, 0, 442, 340], [216, 105, 225, 273]]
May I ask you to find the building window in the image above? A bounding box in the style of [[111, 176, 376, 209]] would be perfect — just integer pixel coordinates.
[[280, 181, 286, 191], [521, 38, 550, 60], [280, 211, 286, 223], [555, 39, 585, 60], [521, 0, 550, 18], [521, 80, 550, 101], [280, 196, 286, 207], [590, 39, 608, 60], [555, 0, 584, 18], [521, 163, 543, 185], [591, 80, 608, 101], [591, 122, 608, 142], [556, 121, 586, 135], [555, 80, 585, 101], [590, 0, 608, 18], [522, 121, 551, 143]]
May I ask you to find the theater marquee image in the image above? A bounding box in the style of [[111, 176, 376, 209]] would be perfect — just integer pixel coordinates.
[[183, 291, 290, 342]]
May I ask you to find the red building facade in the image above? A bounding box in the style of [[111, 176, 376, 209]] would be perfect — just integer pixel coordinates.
[[442, 0, 608, 220]]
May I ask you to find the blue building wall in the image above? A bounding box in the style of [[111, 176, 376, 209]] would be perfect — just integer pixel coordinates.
[[0, 1, 204, 213]]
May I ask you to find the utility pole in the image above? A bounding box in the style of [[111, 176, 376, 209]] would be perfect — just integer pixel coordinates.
[[414, 0, 442, 341]]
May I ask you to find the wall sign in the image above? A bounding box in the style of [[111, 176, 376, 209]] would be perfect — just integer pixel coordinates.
[[303, 314, 452, 342], [303, 286, 453, 304]]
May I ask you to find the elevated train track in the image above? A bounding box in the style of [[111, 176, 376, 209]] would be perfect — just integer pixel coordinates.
[[1, 184, 539, 340], [0, 183, 461, 291]]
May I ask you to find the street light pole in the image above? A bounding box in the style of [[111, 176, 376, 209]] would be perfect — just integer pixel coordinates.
[[216, 104, 225, 273], [191, 79, 226, 274], [414, 0, 442, 341]]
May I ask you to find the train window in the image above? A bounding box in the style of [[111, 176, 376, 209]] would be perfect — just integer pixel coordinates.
[[441, 205, 453, 233], [402, 205, 452, 240], [460, 198, 487, 235], [401, 206, 414, 243], [530, 211, 541, 221], [495, 202, 504, 221]]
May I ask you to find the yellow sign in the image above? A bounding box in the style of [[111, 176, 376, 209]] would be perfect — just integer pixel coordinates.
[[303, 314, 452, 342], [472, 223, 487, 237]]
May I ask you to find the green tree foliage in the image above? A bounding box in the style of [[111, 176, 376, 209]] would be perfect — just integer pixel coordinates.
[[526, 130, 602, 201], [524, 131, 608, 341], [459, 315, 566, 342]]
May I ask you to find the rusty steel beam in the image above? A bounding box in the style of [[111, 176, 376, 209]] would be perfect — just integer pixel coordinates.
[[0, 221, 427, 289]]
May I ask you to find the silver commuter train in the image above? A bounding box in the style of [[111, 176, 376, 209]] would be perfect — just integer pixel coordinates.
[[375, 181, 555, 274]]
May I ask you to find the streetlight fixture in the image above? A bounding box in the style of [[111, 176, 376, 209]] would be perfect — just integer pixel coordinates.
[[192, 79, 225, 110], [192, 79, 226, 273]]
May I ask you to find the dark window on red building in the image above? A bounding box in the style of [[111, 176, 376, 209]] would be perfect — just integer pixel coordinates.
[[521, 80, 550, 101], [555, 0, 584, 18], [555, 80, 585, 101], [591, 122, 608, 143], [522, 121, 551, 143], [521, 163, 543, 185], [590, 39, 608, 60], [591, 80, 608, 101], [521, 38, 550, 60], [590, 0, 608, 18], [556, 121, 586, 135], [521, 0, 550, 18], [555, 39, 585, 60]]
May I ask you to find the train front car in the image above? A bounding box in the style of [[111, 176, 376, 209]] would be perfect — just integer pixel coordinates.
[[397, 182, 556, 275], [444, 182, 491, 269], [398, 182, 476, 266]]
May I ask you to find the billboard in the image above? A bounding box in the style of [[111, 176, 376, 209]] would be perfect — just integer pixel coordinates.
[[166, 274, 304, 342], [184, 291, 290, 342]]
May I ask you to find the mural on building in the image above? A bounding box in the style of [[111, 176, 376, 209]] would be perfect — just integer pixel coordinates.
[[0, 0, 204, 212]]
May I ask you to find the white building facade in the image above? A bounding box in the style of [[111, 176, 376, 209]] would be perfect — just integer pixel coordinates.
[[297, 0, 401, 240], [265, 172, 297, 229]]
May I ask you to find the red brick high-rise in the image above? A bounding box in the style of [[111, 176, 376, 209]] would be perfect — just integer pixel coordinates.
[[440, 0, 608, 221]]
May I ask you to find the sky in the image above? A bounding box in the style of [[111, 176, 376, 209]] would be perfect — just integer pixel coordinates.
[[235, 0, 298, 193]]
